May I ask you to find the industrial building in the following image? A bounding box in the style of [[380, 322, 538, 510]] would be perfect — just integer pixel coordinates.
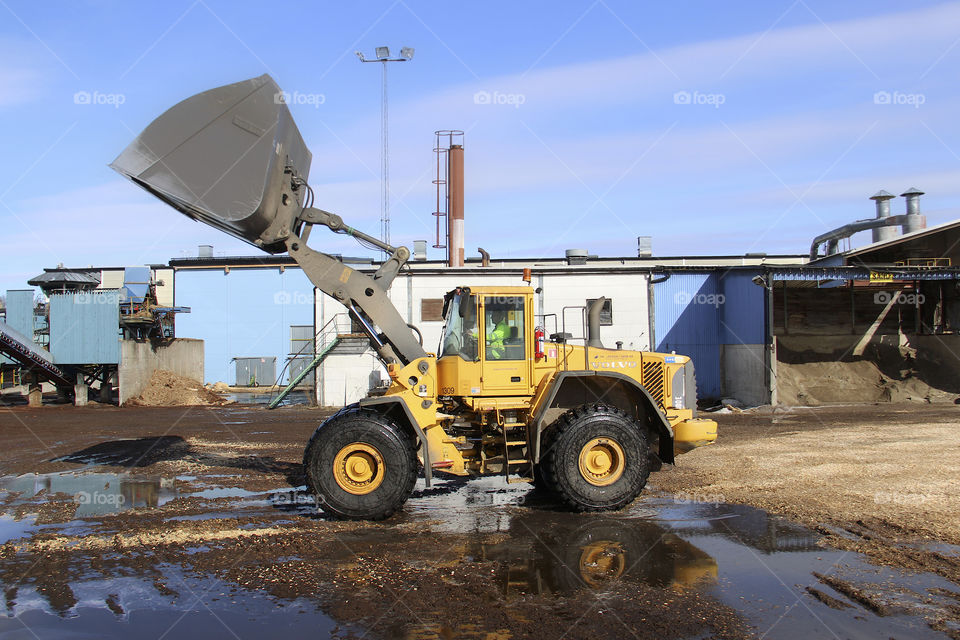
[[166, 185, 960, 408], [1, 266, 197, 405], [6, 185, 960, 409]]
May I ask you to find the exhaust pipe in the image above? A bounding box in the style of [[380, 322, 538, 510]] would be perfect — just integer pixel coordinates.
[[870, 190, 897, 243], [901, 187, 926, 234], [477, 247, 490, 267], [587, 297, 606, 349]]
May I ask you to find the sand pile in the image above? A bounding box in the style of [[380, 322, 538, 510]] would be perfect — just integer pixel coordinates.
[[127, 370, 230, 407], [777, 358, 956, 405]]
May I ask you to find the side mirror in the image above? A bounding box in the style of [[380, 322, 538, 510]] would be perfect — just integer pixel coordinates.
[[458, 289, 472, 318]]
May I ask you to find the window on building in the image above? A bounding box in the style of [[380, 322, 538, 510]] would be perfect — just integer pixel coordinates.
[[420, 298, 445, 322], [586, 298, 613, 326]]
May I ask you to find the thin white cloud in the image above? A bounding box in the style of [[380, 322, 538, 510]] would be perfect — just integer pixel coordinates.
[[0, 37, 50, 107]]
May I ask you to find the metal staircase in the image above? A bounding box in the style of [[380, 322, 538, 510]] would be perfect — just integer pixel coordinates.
[[268, 314, 365, 409]]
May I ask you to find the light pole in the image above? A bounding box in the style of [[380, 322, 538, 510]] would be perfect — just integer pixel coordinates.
[[356, 46, 414, 255]]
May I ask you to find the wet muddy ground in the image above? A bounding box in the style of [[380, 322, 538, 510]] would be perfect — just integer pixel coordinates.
[[0, 403, 958, 639]]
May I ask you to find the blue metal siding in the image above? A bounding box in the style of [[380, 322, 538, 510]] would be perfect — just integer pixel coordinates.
[[3, 290, 35, 365], [49, 291, 121, 365], [654, 270, 767, 400], [718, 271, 766, 344], [6, 290, 35, 338], [654, 274, 721, 398]]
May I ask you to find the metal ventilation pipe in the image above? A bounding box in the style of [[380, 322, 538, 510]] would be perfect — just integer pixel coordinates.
[[870, 190, 897, 243], [477, 247, 490, 267], [447, 144, 465, 267], [901, 187, 926, 234], [587, 297, 606, 348]]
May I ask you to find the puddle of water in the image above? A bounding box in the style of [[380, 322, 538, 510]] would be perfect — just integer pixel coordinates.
[[0, 571, 340, 639], [186, 487, 262, 499], [399, 476, 956, 639], [224, 391, 311, 407], [0, 471, 178, 516], [0, 514, 38, 544]]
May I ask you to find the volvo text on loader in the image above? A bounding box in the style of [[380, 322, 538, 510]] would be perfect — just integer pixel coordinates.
[[112, 75, 717, 520]]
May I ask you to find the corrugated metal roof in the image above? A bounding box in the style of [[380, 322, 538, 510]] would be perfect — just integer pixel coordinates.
[[27, 271, 100, 287]]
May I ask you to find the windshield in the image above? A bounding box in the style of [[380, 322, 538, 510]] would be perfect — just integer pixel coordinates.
[[439, 292, 478, 361]]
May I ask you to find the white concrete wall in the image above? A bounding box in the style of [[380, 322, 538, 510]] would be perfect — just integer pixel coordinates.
[[154, 268, 175, 306], [95, 268, 174, 306], [314, 271, 651, 407], [118, 338, 204, 405], [539, 272, 650, 351]]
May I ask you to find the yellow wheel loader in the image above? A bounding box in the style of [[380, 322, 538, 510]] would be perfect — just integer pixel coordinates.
[[113, 74, 717, 520]]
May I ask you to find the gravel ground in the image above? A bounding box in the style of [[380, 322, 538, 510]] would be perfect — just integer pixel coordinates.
[[1, 402, 959, 639], [656, 403, 960, 584]]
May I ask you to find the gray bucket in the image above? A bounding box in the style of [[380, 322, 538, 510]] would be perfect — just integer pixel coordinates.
[[111, 74, 312, 253]]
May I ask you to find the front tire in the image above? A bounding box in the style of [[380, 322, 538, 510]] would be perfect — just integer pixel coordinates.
[[303, 407, 417, 520], [541, 404, 650, 511]]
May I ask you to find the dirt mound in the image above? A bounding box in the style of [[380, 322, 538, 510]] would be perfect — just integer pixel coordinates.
[[777, 358, 958, 405], [127, 370, 230, 407]]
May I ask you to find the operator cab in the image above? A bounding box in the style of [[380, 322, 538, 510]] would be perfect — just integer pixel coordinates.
[[437, 286, 534, 397]]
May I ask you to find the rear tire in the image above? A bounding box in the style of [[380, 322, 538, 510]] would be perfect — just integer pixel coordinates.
[[303, 406, 417, 520], [541, 403, 650, 511]]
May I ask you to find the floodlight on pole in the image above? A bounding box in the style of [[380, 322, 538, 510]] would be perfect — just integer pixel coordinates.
[[357, 46, 414, 254]]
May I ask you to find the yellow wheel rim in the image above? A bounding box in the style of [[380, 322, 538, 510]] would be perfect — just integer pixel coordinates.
[[578, 437, 625, 486], [333, 443, 385, 495], [579, 541, 626, 588]]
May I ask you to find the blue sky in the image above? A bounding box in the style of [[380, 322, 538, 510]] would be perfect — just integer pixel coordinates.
[[3, 0, 960, 296]]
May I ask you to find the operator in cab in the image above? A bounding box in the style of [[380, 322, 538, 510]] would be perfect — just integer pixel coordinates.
[[485, 309, 509, 360]]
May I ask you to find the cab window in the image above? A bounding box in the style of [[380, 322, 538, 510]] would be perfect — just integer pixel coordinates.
[[483, 296, 525, 360], [439, 292, 478, 361]]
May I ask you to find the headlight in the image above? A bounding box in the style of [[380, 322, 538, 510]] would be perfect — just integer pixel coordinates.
[[671, 366, 685, 410], [671, 363, 699, 417]]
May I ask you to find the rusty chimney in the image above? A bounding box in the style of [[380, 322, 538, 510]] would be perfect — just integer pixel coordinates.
[[448, 143, 465, 267]]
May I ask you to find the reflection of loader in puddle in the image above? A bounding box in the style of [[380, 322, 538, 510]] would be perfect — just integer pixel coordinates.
[[473, 515, 717, 596]]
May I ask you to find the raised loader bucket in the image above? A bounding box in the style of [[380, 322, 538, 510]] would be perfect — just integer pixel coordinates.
[[111, 74, 312, 253]]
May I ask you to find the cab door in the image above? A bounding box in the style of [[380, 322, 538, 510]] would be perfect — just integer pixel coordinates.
[[480, 294, 530, 395]]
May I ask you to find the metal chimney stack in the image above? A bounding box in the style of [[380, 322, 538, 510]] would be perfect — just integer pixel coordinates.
[[901, 187, 926, 234], [448, 144, 465, 267], [869, 190, 897, 243]]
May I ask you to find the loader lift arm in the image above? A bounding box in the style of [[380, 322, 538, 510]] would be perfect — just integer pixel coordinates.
[[280, 178, 427, 367]]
